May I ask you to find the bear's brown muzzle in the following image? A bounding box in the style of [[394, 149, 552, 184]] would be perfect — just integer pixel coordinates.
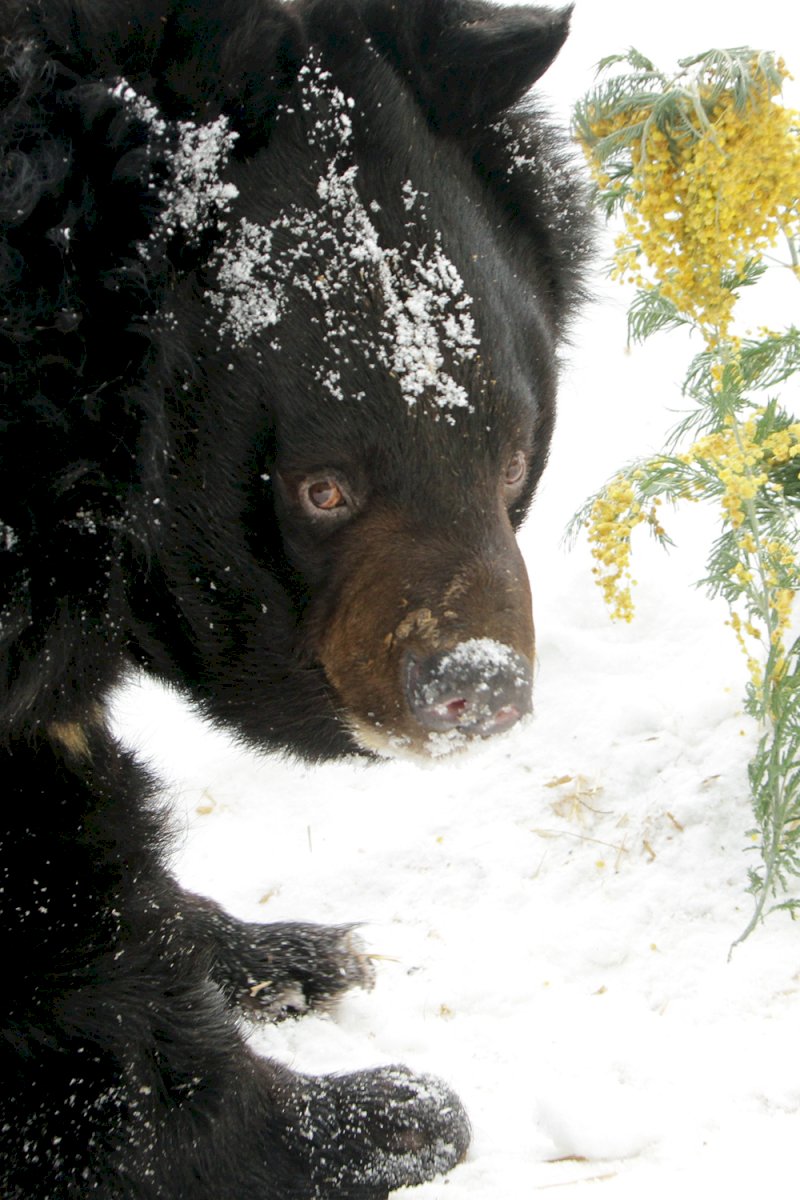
[[311, 504, 534, 756]]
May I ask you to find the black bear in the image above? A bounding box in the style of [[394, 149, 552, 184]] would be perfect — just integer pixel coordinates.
[[0, 0, 588, 1195]]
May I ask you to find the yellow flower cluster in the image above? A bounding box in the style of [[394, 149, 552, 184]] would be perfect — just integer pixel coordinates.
[[586, 476, 661, 622], [582, 62, 800, 342], [681, 415, 800, 689], [588, 416, 800, 645], [728, 567, 796, 692], [680, 415, 800, 525]]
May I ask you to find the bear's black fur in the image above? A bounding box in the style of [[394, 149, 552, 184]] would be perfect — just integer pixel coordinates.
[[0, 0, 588, 1195]]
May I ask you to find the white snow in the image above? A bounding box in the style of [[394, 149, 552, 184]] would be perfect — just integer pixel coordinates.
[[210, 217, 284, 343], [111, 80, 239, 250], [160, 116, 239, 241], [429, 639, 523, 679], [109, 1, 800, 1196]]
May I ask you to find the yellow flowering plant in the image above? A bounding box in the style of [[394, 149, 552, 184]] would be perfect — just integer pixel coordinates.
[[571, 47, 800, 945]]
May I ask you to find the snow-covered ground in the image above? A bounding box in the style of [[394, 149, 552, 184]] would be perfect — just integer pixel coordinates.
[[110, 2, 800, 1196]]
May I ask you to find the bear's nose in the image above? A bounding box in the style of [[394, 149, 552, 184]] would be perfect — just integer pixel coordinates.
[[404, 640, 532, 737]]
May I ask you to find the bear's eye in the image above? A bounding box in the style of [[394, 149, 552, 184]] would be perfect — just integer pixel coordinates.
[[308, 480, 344, 509], [298, 475, 353, 520], [503, 451, 527, 494]]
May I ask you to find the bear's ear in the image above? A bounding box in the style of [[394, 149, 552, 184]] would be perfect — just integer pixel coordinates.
[[349, 0, 572, 132]]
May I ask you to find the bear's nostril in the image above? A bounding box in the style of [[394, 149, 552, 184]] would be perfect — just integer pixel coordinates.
[[404, 640, 532, 738], [491, 703, 522, 730], [443, 697, 468, 721]]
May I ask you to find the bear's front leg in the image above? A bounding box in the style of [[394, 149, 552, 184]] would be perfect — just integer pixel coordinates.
[[173, 889, 376, 1018], [1, 726, 469, 1197], [121, 1036, 471, 1198]]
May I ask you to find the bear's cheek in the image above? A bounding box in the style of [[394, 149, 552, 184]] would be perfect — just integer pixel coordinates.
[[309, 509, 536, 757]]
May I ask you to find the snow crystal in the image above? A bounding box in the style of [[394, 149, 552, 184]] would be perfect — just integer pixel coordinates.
[[432, 638, 524, 679], [377, 242, 479, 410], [208, 219, 284, 344], [159, 118, 239, 241], [108, 80, 164, 135], [491, 115, 586, 240], [109, 80, 240, 254], [491, 117, 540, 178], [401, 181, 423, 211], [425, 728, 471, 758]]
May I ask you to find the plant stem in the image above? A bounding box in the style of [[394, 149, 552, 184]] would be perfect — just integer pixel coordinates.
[[727, 412, 788, 948]]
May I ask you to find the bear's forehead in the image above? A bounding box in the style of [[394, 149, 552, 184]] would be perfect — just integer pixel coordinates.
[[207, 60, 495, 418], [122, 56, 546, 443]]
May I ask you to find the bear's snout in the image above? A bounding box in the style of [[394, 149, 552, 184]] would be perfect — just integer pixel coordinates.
[[404, 641, 533, 736], [311, 505, 535, 757]]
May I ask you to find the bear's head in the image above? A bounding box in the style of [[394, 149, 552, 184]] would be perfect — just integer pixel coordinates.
[[3, 0, 587, 759]]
